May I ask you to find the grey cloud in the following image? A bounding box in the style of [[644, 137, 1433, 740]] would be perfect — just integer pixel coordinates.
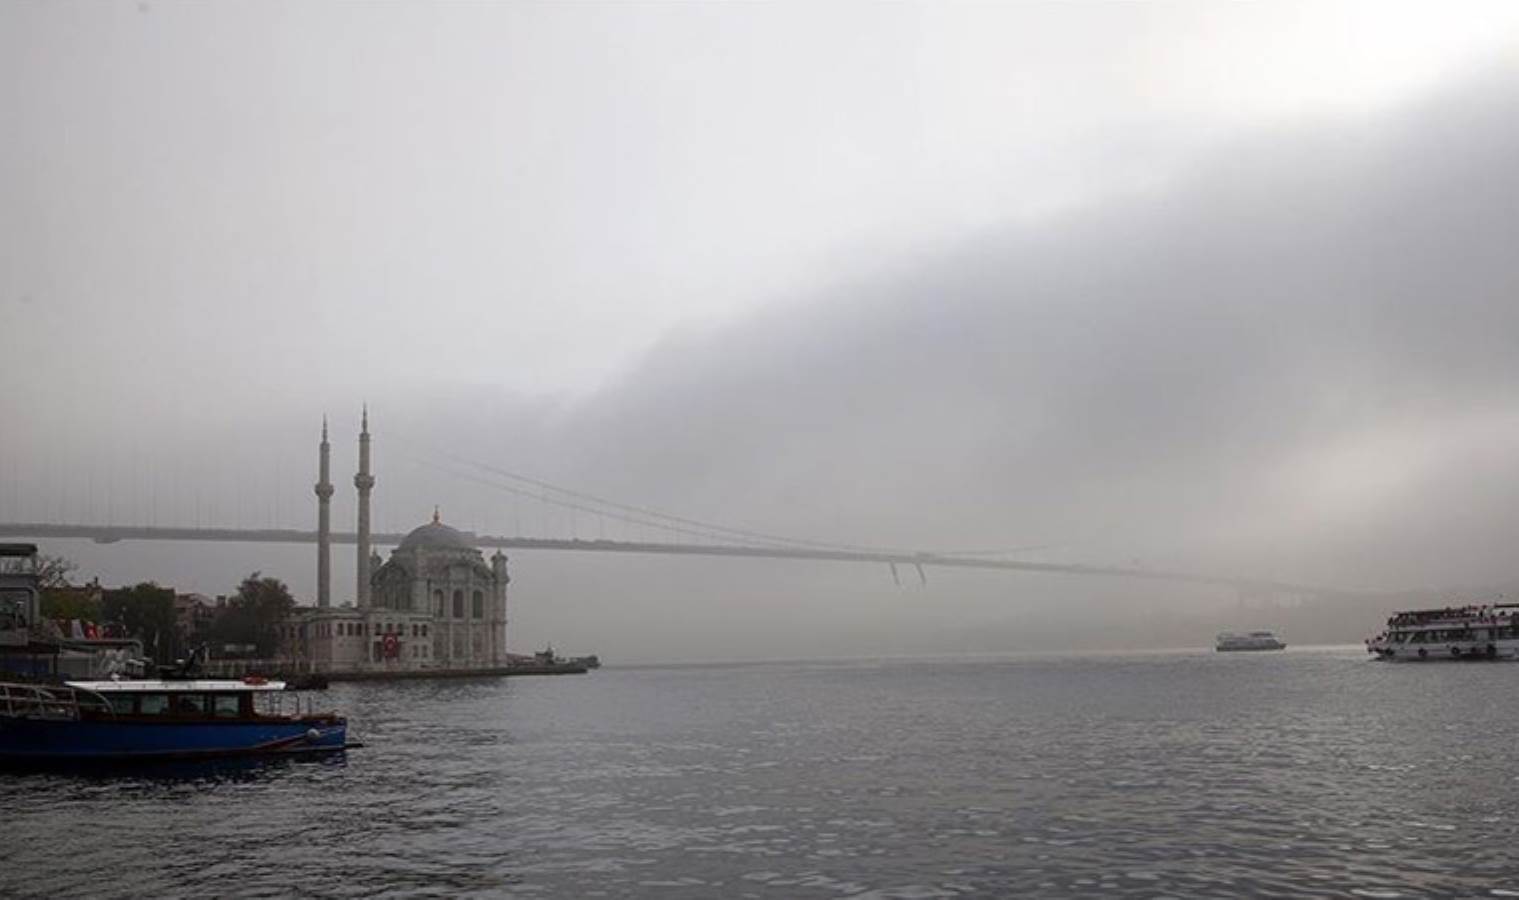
[[537, 68, 1519, 595]]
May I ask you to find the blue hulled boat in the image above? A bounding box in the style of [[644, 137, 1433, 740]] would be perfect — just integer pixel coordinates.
[[0, 677, 352, 764]]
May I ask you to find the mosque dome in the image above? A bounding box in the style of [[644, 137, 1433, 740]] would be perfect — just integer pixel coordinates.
[[398, 511, 474, 551]]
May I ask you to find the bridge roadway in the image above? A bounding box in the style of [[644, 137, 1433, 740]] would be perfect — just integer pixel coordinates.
[[0, 522, 1347, 596]]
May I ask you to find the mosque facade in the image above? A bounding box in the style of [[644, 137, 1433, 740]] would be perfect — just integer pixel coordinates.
[[279, 411, 511, 673]]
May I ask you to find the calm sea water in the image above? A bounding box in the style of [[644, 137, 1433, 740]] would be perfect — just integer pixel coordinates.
[[5, 648, 1519, 898]]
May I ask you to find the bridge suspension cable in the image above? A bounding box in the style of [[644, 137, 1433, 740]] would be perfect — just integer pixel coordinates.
[[390, 436, 1038, 559]]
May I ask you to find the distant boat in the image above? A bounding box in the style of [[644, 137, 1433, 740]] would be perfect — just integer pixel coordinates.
[[532, 646, 599, 670], [1366, 603, 1519, 661], [1216, 631, 1286, 652], [0, 677, 352, 765]]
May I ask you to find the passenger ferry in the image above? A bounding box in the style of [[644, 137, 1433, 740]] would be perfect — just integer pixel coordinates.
[[0, 676, 351, 764], [1216, 631, 1286, 651], [1365, 603, 1519, 661]]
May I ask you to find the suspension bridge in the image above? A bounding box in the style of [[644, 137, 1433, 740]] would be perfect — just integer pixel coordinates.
[[0, 522, 1352, 598], [0, 420, 1362, 600]]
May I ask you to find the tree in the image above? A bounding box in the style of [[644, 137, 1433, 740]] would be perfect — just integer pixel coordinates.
[[36, 554, 77, 589], [101, 582, 178, 664], [210, 572, 296, 658], [41, 585, 102, 622]]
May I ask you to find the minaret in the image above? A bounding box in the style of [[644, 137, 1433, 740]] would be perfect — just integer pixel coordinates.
[[314, 417, 334, 608], [354, 404, 375, 608], [491, 549, 510, 665]]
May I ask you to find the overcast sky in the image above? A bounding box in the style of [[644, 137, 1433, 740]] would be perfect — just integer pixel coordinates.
[[4, 2, 1519, 660]]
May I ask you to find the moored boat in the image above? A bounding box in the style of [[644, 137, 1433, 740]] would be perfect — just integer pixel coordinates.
[[1216, 631, 1286, 651], [1366, 603, 1519, 661], [0, 676, 352, 764]]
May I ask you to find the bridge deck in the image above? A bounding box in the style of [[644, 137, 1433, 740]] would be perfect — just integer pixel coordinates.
[[0, 522, 1349, 596]]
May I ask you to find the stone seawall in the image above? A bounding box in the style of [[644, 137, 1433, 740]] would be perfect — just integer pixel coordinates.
[[201, 660, 590, 685]]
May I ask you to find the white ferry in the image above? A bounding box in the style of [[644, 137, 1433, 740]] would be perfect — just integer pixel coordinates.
[[1365, 603, 1519, 661], [1216, 631, 1286, 652]]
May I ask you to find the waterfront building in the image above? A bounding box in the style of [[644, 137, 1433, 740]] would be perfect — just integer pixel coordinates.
[[280, 413, 511, 673], [173, 592, 217, 639], [371, 511, 510, 667]]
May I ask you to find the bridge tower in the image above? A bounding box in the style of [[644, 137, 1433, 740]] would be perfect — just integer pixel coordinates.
[[354, 405, 375, 608], [314, 417, 334, 607]]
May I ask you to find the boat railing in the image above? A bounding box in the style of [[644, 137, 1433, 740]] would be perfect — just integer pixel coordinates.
[[0, 682, 114, 721]]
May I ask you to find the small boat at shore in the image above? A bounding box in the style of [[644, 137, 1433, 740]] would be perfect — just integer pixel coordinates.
[[1366, 603, 1519, 661], [1216, 631, 1286, 651], [0, 677, 352, 765]]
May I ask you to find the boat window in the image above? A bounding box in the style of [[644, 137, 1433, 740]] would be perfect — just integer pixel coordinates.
[[139, 694, 171, 715], [174, 694, 206, 716], [212, 695, 240, 718], [0, 588, 31, 629], [107, 694, 136, 715]]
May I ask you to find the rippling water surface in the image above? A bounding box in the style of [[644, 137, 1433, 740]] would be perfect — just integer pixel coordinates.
[[6, 648, 1519, 898]]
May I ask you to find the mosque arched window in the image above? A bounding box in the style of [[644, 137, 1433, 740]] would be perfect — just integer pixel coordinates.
[[472, 591, 484, 619], [452, 590, 464, 618], [433, 590, 445, 616]]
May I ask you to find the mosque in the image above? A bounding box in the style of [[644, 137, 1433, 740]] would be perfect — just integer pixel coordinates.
[[280, 410, 511, 672]]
